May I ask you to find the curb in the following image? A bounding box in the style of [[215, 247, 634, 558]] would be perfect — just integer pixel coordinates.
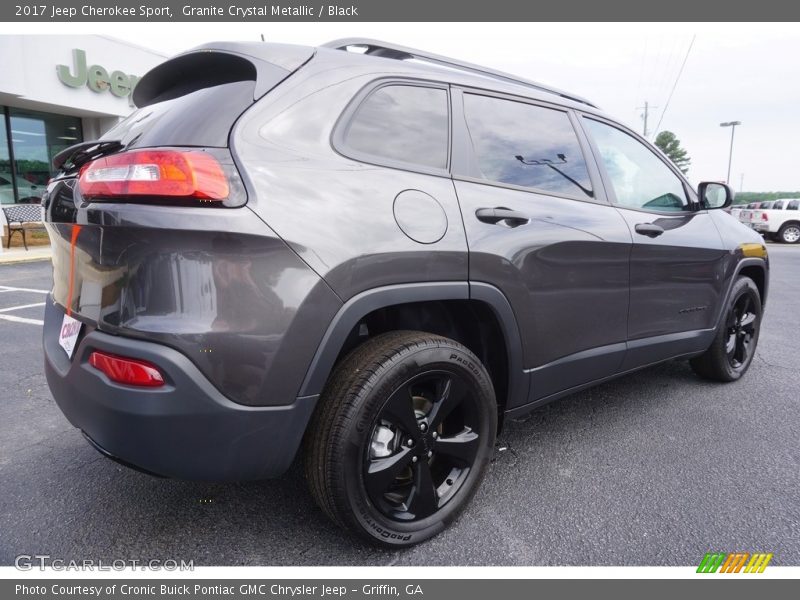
[[0, 254, 52, 266]]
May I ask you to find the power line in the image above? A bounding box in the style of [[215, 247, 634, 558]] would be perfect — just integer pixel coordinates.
[[652, 34, 696, 138], [654, 36, 681, 103]]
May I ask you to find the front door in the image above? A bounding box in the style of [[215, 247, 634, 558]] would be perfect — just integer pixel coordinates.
[[580, 117, 728, 370]]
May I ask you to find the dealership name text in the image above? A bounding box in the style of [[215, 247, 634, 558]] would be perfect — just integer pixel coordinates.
[[16, 585, 422, 597]]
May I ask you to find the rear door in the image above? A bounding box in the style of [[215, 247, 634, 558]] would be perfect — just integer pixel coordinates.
[[451, 89, 632, 406], [579, 116, 728, 370]]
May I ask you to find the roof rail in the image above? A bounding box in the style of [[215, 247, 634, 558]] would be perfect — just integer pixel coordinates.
[[321, 38, 597, 108]]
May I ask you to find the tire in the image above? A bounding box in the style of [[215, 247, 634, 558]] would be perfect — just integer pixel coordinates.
[[778, 223, 800, 244], [304, 331, 497, 547], [690, 277, 762, 382]]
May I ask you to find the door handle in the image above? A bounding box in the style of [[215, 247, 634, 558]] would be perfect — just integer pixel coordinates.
[[634, 223, 665, 238], [476, 207, 530, 227]]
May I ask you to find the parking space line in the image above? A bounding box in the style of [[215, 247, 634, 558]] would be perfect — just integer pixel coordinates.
[[0, 302, 46, 313], [0, 314, 44, 326], [0, 286, 49, 294]]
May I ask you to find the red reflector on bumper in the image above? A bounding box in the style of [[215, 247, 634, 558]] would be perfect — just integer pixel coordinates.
[[89, 351, 165, 387]]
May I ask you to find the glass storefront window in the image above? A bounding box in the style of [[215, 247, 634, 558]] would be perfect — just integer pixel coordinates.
[[4, 107, 82, 204]]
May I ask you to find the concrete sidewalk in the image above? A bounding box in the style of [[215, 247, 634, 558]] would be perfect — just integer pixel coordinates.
[[0, 245, 52, 265]]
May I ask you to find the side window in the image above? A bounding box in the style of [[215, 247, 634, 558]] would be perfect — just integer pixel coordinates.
[[773, 201, 784, 210], [584, 118, 688, 212], [788, 200, 800, 210], [341, 84, 449, 170], [462, 94, 593, 198]]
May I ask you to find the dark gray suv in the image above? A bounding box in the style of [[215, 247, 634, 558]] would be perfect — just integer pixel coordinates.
[[42, 39, 769, 546]]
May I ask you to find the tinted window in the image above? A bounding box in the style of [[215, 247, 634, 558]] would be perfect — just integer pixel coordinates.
[[463, 94, 592, 198], [584, 118, 688, 212], [104, 81, 255, 150], [773, 201, 785, 209], [788, 200, 800, 210], [343, 85, 448, 170]]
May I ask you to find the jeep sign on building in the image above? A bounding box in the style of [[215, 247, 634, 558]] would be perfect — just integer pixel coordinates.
[[0, 35, 164, 241]]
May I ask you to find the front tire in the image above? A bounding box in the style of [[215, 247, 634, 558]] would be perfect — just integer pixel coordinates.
[[304, 331, 497, 547], [690, 276, 762, 382]]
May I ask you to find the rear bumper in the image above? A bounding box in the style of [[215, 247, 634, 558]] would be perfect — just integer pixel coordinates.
[[43, 299, 317, 481]]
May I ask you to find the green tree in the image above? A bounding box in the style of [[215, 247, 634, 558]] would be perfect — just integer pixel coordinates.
[[654, 130, 691, 174]]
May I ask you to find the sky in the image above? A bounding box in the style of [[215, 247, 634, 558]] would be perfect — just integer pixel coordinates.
[[11, 22, 800, 192]]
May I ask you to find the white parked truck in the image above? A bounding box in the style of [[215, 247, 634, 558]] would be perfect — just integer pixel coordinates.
[[750, 199, 800, 243]]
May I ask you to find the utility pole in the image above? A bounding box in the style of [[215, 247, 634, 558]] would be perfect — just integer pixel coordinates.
[[720, 121, 741, 185], [638, 101, 658, 138]]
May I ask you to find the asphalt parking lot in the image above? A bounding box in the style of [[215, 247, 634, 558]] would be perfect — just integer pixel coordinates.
[[0, 246, 798, 566]]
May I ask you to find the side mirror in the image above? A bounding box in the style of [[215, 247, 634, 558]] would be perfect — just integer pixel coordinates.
[[698, 181, 733, 209]]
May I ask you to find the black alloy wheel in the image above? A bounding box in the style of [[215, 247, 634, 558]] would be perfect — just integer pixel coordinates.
[[690, 276, 762, 382], [365, 370, 482, 522], [725, 292, 758, 370]]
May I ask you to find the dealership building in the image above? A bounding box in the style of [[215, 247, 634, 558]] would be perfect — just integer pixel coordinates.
[[0, 35, 165, 243]]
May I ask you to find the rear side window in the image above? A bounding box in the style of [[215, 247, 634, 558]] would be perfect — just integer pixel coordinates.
[[462, 94, 593, 198], [773, 201, 785, 209], [788, 200, 800, 210], [341, 85, 449, 170]]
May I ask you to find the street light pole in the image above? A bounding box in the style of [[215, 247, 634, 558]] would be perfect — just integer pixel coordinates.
[[720, 121, 741, 184]]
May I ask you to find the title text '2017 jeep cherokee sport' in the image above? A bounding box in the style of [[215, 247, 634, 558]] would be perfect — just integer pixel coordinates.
[[43, 39, 769, 546]]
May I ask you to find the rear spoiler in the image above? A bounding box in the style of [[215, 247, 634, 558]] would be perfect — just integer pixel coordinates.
[[132, 42, 315, 107]]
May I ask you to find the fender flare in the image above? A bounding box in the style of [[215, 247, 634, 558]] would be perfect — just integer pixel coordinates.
[[297, 281, 528, 409], [711, 257, 769, 331]]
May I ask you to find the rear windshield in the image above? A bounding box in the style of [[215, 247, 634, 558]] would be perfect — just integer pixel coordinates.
[[102, 49, 302, 149], [103, 80, 256, 149]]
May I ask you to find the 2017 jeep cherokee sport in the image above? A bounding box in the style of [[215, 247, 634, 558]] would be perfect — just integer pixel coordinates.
[[43, 39, 769, 546]]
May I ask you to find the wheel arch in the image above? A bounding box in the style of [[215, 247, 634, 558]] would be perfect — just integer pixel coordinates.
[[297, 281, 527, 427], [716, 258, 769, 328]]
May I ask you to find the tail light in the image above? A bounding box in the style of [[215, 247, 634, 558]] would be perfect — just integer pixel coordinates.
[[761, 212, 769, 221], [79, 149, 229, 203], [89, 351, 165, 387]]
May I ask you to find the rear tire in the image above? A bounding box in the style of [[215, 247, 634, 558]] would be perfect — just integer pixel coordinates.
[[690, 277, 762, 382], [304, 331, 497, 547], [778, 223, 800, 244]]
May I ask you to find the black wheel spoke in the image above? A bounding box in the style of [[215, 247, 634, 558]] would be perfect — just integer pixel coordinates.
[[408, 460, 439, 518], [734, 337, 746, 364], [428, 376, 465, 430], [740, 295, 752, 316], [382, 386, 421, 439], [365, 447, 414, 497], [435, 429, 479, 467]]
